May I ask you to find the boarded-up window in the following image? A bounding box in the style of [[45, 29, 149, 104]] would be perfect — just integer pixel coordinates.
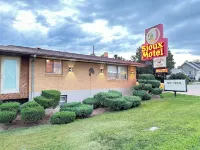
[[46, 59, 62, 74]]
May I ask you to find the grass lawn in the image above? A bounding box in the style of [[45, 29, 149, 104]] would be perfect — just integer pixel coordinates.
[[1, 93, 200, 150]]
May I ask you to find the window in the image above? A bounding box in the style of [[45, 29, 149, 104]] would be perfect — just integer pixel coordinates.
[[189, 71, 192, 74], [46, 59, 62, 74], [107, 65, 127, 80]]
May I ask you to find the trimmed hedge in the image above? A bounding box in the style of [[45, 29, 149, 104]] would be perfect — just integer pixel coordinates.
[[60, 102, 81, 109], [94, 91, 122, 106], [60, 103, 93, 118], [21, 101, 41, 109], [143, 84, 152, 91], [104, 97, 132, 111], [50, 111, 76, 125], [0, 111, 17, 123], [0, 102, 20, 113], [108, 90, 123, 96], [34, 96, 54, 109], [133, 85, 143, 90], [138, 74, 155, 80], [41, 90, 61, 108], [21, 106, 45, 122], [138, 80, 160, 88], [133, 90, 152, 100], [124, 96, 141, 107], [82, 97, 100, 109], [152, 88, 163, 95]]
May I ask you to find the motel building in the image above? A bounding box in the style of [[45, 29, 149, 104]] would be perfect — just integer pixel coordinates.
[[0, 45, 145, 103]]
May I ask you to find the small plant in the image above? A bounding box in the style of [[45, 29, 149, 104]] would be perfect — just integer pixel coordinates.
[[21, 106, 45, 122], [50, 111, 76, 125], [123, 96, 141, 107], [82, 97, 100, 109], [152, 88, 163, 95], [143, 84, 152, 91], [0, 111, 17, 124], [34, 96, 54, 109], [21, 101, 41, 109], [41, 90, 61, 108], [60, 103, 93, 118], [0, 102, 20, 113], [133, 90, 151, 100]]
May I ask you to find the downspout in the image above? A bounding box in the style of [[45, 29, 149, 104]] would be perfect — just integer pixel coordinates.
[[31, 54, 36, 100]]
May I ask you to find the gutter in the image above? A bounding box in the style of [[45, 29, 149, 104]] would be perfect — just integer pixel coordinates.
[[30, 54, 36, 100]]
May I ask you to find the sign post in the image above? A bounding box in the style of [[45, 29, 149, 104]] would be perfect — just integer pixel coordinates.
[[164, 79, 187, 97]]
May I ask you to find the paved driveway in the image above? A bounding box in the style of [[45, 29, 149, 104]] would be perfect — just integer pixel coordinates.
[[180, 84, 200, 96]]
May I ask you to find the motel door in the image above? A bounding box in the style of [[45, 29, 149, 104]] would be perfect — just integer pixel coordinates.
[[1, 57, 20, 94]]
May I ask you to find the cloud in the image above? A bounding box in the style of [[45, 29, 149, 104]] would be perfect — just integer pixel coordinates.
[[0, 0, 200, 66]]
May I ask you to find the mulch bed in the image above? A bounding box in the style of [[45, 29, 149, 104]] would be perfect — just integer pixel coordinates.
[[0, 107, 109, 131]]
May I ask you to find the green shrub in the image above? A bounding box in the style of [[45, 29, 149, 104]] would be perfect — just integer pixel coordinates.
[[133, 84, 143, 90], [21, 106, 45, 122], [0, 101, 2, 106], [82, 97, 100, 109], [143, 84, 152, 91], [21, 101, 41, 109], [0, 111, 17, 124], [34, 96, 54, 109], [138, 80, 160, 88], [104, 97, 132, 111], [94, 91, 122, 106], [138, 74, 155, 80], [0, 102, 20, 113], [108, 90, 122, 96], [133, 90, 151, 100], [41, 90, 61, 108], [123, 96, 141, 107], [50, 111, 76, 125], [168, 73, 189, 83], [152, 88, 163, 95], [60, 104, 93, 118], [148, 80, 160, 88], [60, 102, 81, 110]]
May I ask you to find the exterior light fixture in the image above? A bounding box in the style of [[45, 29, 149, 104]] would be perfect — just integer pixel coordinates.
[[69, 67, 73, 72], [131, 71, 134, 74], [100, 63, 104, 73]]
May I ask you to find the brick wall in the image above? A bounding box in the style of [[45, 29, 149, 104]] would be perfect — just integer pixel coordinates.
[[0, 56, 29, 100], [30, 58, 136, 92]]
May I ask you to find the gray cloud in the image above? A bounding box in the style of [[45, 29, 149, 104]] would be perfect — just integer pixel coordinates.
[[0, 0, 200, 57]]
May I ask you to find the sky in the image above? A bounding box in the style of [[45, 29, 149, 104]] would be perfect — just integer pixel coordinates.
[[0, 0, 200, 67]]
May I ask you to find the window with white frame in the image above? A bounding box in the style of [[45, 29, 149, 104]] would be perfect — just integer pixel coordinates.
[[46, 59, 62, 74], [107, 65, 127, 80]]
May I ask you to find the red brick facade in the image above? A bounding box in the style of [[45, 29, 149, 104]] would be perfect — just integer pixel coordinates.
[[0, 56, 29, 100]]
